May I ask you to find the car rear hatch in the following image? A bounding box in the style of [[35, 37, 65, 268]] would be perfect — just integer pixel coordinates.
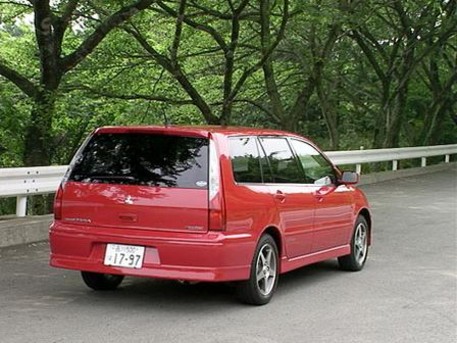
[[60, 129, 210, 234]]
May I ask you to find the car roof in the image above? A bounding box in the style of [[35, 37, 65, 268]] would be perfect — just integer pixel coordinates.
[[95, 125, 311, 141]]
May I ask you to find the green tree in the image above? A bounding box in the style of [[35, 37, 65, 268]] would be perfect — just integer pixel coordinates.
[[260, 0, 345, 147], [82, 0, 289, 125], [0, 0, 155, 166], [342, 0, 457, 148]]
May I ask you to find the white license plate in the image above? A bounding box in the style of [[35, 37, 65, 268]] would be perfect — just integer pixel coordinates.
[[104, 244, 145, 269]]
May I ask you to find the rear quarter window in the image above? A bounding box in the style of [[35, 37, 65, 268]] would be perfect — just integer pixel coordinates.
[[228, 136, 274, 183], [229, 137, 263, 183], [69, 133, 208, 189]]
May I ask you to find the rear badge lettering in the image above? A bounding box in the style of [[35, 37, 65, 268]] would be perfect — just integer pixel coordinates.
[[186, 226, 204, 231], [64, 217, 92, 223]]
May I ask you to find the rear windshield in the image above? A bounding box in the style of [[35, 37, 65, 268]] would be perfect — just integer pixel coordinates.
[[69, 133, 208, 189]]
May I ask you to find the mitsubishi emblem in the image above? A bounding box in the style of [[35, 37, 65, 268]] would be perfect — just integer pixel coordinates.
[[124, 195, 134, 205]]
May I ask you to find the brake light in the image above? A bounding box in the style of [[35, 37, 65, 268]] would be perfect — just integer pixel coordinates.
[[208, 138, 225, 231], [53, 183, 64, 220], [209, 207, 225, 231]]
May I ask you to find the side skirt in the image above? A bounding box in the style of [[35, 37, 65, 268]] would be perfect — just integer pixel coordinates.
[[280, 245, 350, 274]]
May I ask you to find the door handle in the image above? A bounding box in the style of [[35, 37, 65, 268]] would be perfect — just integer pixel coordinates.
[[274, 190, 286, 202], [314, 191, 325, 202], [314, 186, 335, 197]]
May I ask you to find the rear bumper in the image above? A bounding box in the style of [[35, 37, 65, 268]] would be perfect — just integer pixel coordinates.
[[49, 221, 254, 282]]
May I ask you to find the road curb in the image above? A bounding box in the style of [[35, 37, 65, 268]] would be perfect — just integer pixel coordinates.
[[0, 215, 52, 248], [359, 162, 456, 185]]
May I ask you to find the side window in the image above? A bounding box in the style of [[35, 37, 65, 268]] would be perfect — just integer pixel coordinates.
[[259, 137, 304, 183], [229, 137, 263, 183], [290, 139, 336, 185], [257, 140, 274, 183]]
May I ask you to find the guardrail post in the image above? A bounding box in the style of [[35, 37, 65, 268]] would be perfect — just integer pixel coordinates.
[[356, 146, 363, 175], [445, 155, 450, 163], [392, 160, 398, 171], [421, 157, 427, 167], [16, 196, 27, 217], [356, 164, 362, 174]]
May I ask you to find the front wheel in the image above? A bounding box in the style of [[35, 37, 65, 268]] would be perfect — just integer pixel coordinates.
[[237, 234, 279, 305], [81, 271, 124, 291], [338, 216, 369, 271]]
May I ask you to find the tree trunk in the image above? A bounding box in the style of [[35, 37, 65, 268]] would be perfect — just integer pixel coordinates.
[[383, 89, 407, 148], [422, 100, 454, 146], [314, 63, 339, 150], [23, 90, 57, 166], [321, 107, 339, 150], [373, 83, 390, 148]]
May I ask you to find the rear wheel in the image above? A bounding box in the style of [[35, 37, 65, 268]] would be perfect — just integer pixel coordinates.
[[338, 216, 369, 271], [81, 271, 124, 291], [237, 234, 279, 305]]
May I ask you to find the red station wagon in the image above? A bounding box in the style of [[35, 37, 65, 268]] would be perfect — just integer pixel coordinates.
[[49, 126, 371, 305]]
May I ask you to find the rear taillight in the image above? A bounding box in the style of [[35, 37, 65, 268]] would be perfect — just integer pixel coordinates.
[[53, 183, 64, 220], [208, 138, 219, 201], [209, 207, 225, 231], [208, 138, 225, 231]]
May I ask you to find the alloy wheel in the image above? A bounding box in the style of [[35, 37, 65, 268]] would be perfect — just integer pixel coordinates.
[[255, 243, 277, 296]]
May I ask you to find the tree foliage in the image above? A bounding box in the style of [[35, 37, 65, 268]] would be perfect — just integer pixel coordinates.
[[0, 0, 456, 169]]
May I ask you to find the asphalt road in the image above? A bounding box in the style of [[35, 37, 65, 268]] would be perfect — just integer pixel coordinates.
[[1, 166, 456, 343]]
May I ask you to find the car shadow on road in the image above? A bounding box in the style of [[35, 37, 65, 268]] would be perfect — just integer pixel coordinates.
[[77, 277, 238, 312], [277, 259, 343, 291], [74, 259, 345, 311]]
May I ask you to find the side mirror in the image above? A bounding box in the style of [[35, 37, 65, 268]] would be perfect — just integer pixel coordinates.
[[339, 171, 359, 185]]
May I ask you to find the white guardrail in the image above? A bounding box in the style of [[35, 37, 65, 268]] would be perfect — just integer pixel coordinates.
[[0, 144, 456, 217]]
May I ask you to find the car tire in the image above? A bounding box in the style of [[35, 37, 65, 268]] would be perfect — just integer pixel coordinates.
[[338, 216, 369, 271], [237, 234, 279, 305], [81, 271, 124, 291]]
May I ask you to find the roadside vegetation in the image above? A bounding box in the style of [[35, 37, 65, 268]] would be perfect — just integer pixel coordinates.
[[0, 1, 456, 168]]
